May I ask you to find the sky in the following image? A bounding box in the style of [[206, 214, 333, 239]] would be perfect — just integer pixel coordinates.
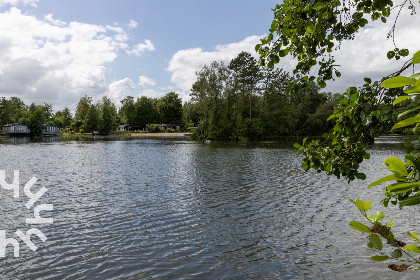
[[0, 0, 419, 112]]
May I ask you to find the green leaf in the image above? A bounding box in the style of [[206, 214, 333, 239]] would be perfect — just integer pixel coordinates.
[[388, 183, 420, 194], [349, 199, 371, 212], [349, 221, 372, 233], [369, 234, 382, 250], [397, 105, 420, 120], [407, 232, 419, 241], [399, 194, 420, 207], [412, 50, 420, 64], [381, 76, 413, 88], [393, 95, 415, 105], [366, 211, 385, 223], [371, 256, 389, 261], [313, 2, 325, 10], [384, 157, 408, 176], [367, 174, 404, 188], [392, 115, 420, 130], [411, 72, 420, 80], [405, 245, 420, 253], [404, 86, 420, 94], [391, 249, 402, 258], [355, 173, 366, 180]]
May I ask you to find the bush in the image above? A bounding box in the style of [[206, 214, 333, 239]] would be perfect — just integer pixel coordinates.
[[146, 124, 162, 133]]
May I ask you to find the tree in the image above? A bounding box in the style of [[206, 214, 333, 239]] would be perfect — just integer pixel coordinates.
[[259, 0, 420, 271], [119, 96, 136, 126], [53, 107, 73, 129], [81, 105, 99, 134], [256, 0, 412, 87], [24, 103, 52, 136], [135, 96, 160, 129], [157, 92, 182, 124], [98, 97, 117, 135], [74, 95, 93, 131]]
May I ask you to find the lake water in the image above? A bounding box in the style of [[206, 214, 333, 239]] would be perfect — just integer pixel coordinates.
[[0, 136, 418, 279]]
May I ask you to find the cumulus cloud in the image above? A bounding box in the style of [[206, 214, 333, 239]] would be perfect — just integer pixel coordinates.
[[0, 0, 38, 7], [44, 13, 66, 26], [324, 9, 420, 93], [126, 39, 155, 56], [138, 75, 155, 87], [128, 19, 138, 29], [167, 35, 262, 92], [0, 7, 151, 109], [108, 78, 136, 105]]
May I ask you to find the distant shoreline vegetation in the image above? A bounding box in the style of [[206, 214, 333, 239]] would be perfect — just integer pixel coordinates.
[[3, 51, 414, 140]]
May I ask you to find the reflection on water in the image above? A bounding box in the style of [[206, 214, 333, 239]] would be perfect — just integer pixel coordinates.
[[0, 136, 416, 279]]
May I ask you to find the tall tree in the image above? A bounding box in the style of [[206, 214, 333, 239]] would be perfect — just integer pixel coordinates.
[[135, 96, 160, 128], [119, 96, 136, 126], [81, 105, 99, 134], [99, 97, 117, 134], [157, 92, 182, 124], [74, 95, 93, 131], [53, 107, 73, 129]]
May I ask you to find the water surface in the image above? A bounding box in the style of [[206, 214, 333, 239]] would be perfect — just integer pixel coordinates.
[[0, 136, 417, 279]]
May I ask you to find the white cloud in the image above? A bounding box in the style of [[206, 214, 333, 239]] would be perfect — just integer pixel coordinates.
[[128, 19, 138, 29], [0, 0, 38, 7], [108, 78, 136, 105], [127, 39, 155, 56], [138, 75, 155, 87], [324, 10, 420, 93], [0, 7, 148, 109], [167, 35, 262, 92], [44, 13, 66, 26]]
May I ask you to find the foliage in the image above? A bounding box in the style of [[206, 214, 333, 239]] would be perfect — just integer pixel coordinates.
[[349, 198, 420, 271], [74, 95, 93, 131], [135, 96, 160, 129], [119, 96, 136, 126], [24, 103, 53, 136], [53, 107, 73, 129], [157, 92, 182, 124], [187, 52, 337, 141], [259, 0, 420, 272], [256, 0, 414, 87], [146, 124, 162, 133], [98, 96, 118, 135], [81, 104, 99, 134]]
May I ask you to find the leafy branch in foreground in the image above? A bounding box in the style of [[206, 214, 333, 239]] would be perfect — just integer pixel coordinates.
[[349, 198, 420, 271], [256, 0, 415, 88]]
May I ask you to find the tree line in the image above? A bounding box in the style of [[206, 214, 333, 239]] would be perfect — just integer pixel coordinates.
[[0, 92, 183, 136], [183, 51, 342, 140]]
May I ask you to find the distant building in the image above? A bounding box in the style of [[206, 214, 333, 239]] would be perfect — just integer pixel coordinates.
[[117, 124, 129, 131], [2, 123, 30, 135], [117, 124, 143, 131], [42, 124, 60, 135], [158, 124, 180, 131]]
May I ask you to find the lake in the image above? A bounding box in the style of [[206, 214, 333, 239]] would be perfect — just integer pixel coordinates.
[[0, 136, 418, 279]]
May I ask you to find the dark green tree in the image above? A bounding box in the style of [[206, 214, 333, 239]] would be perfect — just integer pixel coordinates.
[[119, 96, 136, 126], [157, 92, 182, 124], [135, 96, 160, 129], [98, 97, 117, 135], [53, 107, 73, 129], [74, 95, 93, 131], [81, 105, 100, 134]]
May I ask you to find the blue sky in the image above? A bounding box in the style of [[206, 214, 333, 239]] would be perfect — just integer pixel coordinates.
[[0, 0, 277, 110], [0, 0, 419, 111]]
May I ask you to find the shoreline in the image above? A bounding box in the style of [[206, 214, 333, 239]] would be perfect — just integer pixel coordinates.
[[60, 132, 193, 139]]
